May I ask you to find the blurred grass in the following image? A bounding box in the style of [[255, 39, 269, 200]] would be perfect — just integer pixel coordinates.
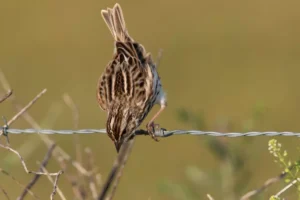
[[1, 0, 300, 199]]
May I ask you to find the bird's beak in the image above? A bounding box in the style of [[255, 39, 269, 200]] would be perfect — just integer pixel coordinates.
[[114, 141, 122, 152]]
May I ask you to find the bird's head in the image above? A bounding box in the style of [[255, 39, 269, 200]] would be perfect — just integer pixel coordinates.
[[106, 104, 140, 152]]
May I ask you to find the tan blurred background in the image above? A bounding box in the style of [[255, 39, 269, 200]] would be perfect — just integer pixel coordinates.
[[1, 0, 300, 199]]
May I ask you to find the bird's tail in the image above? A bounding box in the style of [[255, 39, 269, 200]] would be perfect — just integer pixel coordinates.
[[101, 3, 132, 42]]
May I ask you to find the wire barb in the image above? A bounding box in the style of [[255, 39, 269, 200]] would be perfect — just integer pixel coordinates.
[[2, 127, 300, 137], [1, 116, 8, 136]]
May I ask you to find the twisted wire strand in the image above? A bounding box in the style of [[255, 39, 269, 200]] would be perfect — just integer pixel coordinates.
[[3, 128, 300, 137]]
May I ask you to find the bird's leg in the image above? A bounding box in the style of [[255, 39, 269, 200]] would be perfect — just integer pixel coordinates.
[[146, 105, 166, 142]]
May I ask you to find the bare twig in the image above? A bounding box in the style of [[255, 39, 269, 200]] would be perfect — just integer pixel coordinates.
[[9, 99, 91, 176], [40, 166, 65, 200], [240, 168, 289, 200], [51, 171, 64, 200], [7, 89, 47, 127], [64, 93, 96, 199], [106, 140, 135, 200], [0, 168, 39, 199], [0, 68, 86, 199], [63, 93, 81, 163], [97, 139, 135, 200], [0, 78, 45, 200], [63, 94, 85, 173], [0, 69, 11, 91], [274, 178, 300, 198], [0, 143, 59, 176], [57, 156, 86, 200], [0, 185, 10, 200], [0, 89, 47, 146], [207, 194, 215, 200], [0, 89, 47, 137], [85, 147, 98, 199], [0, 90, 12, 103], [62, 93, 79, 129], [1, 142, 61, 200], [18, 144, 56, 200]]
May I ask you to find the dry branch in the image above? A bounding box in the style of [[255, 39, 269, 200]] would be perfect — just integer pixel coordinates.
[[98, 139, 135, 200], [0, 78, 50, 200], [13, 104, 91, 175], [207, 194, 215, 200], [0, 69, 11, 92], [57, 155, 87, 200], [63, 93, 81, 164], [62, 93, 79, 129], [85, 147, 98, 199], [51, 170, 64, 200], [0, 167, 39, 199], [240, 166, 291, 199], [0, 184, 10, 200], [1, 142, 62, 199], [63, 93, 86, 181], [0, 89, 46, 137], [106, 141, 135, 200], [18, 144, 56, 200], [0, 144, 59, 176], [7, 89, 47, 128], [0, 90, 13, 103], [0, 71, 91, 176], [41, 166, 65, 200], [0, 70, 91, 200], [274, 178, 300, 198], [0, 88, 47, 146]]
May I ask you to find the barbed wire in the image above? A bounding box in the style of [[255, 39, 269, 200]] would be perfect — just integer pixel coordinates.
[[2, 128, 300, 137]]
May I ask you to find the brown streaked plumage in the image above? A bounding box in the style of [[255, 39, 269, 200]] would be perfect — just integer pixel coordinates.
[[97, 3, 167, 152]]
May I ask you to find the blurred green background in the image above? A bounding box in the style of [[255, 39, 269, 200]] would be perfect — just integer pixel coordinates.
[[1, 0, 300, 199]]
